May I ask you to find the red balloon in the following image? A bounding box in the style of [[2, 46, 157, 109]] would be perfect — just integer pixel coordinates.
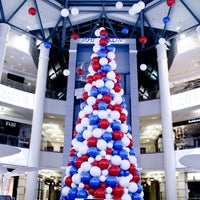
[[109, 165, 120, 176], [99, 38, 108, 46], [91, 56, 99, 63], [116, 73, 121, 81], [128, 138, 134, 147], [119, 113, 127, 122], [92, 104, 98, 110], [139, 36, 147, 44], [100, 29, 108, 37], [106, 148, 113, 155], [132, 173, 140, 182], [93, 72, 102, 80], [101, 72, 107, 77], [108, 104, 114, 110], [69, 148, 76, 157], [102, 94, 112, 103], [100, 182, 107, 189], [114, 104, 122, 113], [84, 184, 90, 190], [73, 130, 78, 137], [113, 185, 124, 197], [92, 62, 101, 71], [89, 188, 94, 195], [112, 197, 121, 200], [82, 91, 88, 100], [112, 130, 124, 140], [99, 119, 110, 129], [166, 0, 175, 6], [94, 188, 105, 198], [65, 176, 72, 187], [28, 7, 36, 15], [92, 160, 99, 166], [129, 163, 136, 174], [71, 32, 79, 40], [86, 76, 93, 83], [114, 84, 121, 92], [99, 158, 109, 169], [82, 154, 89, 161], [77, 68, 84, 75], [74, 157, 83, 168], [87, 137, 97, 146]]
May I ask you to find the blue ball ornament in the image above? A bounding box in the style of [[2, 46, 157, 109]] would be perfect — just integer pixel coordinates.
[[76, 189, 88, 198], [97, 50, 107, 58], [69, 156, 77, 166], [106, 176, 118, 187], [98, 101, 108, 110], [102, 131, 112, 142], [69, 165, 78, 176], [89, 177, 101, 188], [111, 120, 121, 130], [112, 149, 119, 155], [102, 64, 111, 72], [76, 132, 84, 142], [107, 45, 115, 52], [88, 146, 99, 158], [113, 140, 123, 150], [68, 188, 77, 199], [122, 27, 129, 34], [119, 170, 124, 177], [81, 172, 91, 183], [123, 170, 130, 176], [90, 87, 99, 97], [163, 16, 170, 24], [99, 86, 109, 95], [89, 114, 99, 125], [119, 149, 128, 159], [80, 101, 87, 109]]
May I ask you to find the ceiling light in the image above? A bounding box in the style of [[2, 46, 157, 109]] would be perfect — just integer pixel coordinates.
[[115, 1, 123, 9], [63, 69, 70, 76], [71, 7, 79, 16], [140, 64, 147, 71], [61, 8, 69, 17]]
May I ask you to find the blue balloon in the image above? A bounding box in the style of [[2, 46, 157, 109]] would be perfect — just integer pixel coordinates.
[[130, 147, 135, 156], [89, 177, 101, 188], [97, 50, 107, 58], [102, 64, 111, 72], [163, 16, 170, 24], [102, 131, 112, 142], [76, 132, 84, 142], [69, 156, 77, 166], [88, 147, 99, 158], [80, 101, 87, 109], [111, 120, 121, 130], [89, 114, 99, 125], [68, 188, 77, 199], [76, 189, 88, 198], [122, 27, 129, 34], [137, 185, 143, 193], [123, 170, 130, 176], [132, 192, 141, 200], [128, 125, 132, 132], [100, 46, 106, 50], [90, 87, 99, 97], [69, 166, 78, 176], [113, 140, 123, 150], [119, 170, 124, 177], [98, 101, 107, 110], [106, 176, 118, 187], [119, 149, 128, 159], [81, 172, 91, 183], [99, 86, 109, 95], [107, 45, 115, 52], [112, 149, 119, 155]]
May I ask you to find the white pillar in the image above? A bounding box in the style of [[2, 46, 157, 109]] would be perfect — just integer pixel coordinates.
[[25, 43, 50, 200], [156, 42, 177, 200], [0, 23, 10, 82]]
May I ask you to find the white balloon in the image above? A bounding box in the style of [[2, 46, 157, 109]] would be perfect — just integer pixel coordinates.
[[78, 110, 85, 119], [92, 128, 103, 138], [97, 94, 103, 99], [61, 8, 69, 17], [84, 105, 93, 114], [140, 191, 144, 198], [61, 186, 70, 196], [90, 166, 101, 176], [81, 117, 89, 127], [113, 95, 122, 104], [129, 155, 137, 165], [110, 100, 115, 105], [119, 177, 130, 187], [88, 195, 93, 199], [81, 162, 91, 172], [71, 7, 79, 16], [93, 110, 98, 115], [138, 1, 145, 10], [94, 38, 100, 45], [83, 130, 92, 139], [98, 110, 108, 119], [121, 194, 132, 200], [124, 188, 129, 194], [122, 136, 130, 146], [95, 29, 100, 37], [79, 183, 84, 189], [107, 141, 113, 148], [65, 168, 70, 176], [116, 1, 123, 9], [72, 174, 81, 185], [122, 109, 128, 116], [106, 194, 112, 199], [107, 52, 115, 60], [105, 80, 114, 89], [78, 168, 82, 174], [120, 159, 130, 170], [100, 150, 106, 157], [88, 65, 95, 75], [111, 155, 122, 165], [99, 57, 108, 65], [75, 124, 83, 132], [71, 183, 76, 188], [63, 69, 70, 76], [107, 71, 116, 80], [132, 3, 141, 13], [108, 118, 113, 123], [87, 96, 96, 105], [87, 125, 93, 131], [88, 157, 95, 163], [91, 53, 98, 59], [128, 182, 138, 193], [106, 187, 113, 194], [100, 175, 106, 182], [128, 7, 136, 16], [121, 123, 129, 133], [97, 139, 107, 150], [102, 169, 109, 176], [79, 144, 88, 155], [109, 60, 117, 70], [84, 83, 92, 92], [95, 155, 102, 161], [110, 110, 120, 120], [95, 79, 104, 88], [93, 45, 100, 52], [105, 154, 112, 160]]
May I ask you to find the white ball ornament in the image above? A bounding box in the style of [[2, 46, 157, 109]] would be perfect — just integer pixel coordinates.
[[100, 175, 106, 182], [128, 182, 138, 193], [129, 155, 137, 165], [84, 83, 92, 92], [97, 94, 103, 99], [81, 117, 89, 127], [110, 110, 120, 120], [87, 125, 93, 131], [107, 141, 113, 148], [71, 183, 76, 188], [88, 157, 95, 163], [87, 96, 96, 105], [78, 110, 85, 119], [79, 144, 88, 155], [75, 124, 83, 132], [84, 105, 93, 114], [79, 183, 84, 189], [81, 162, 91, 172], [107, 71, 116, 80], [113, 95, 123, 104], [119, 177, 130, 187], [121, 123, 129, 133], [109, 60, 117, 70], [107, 52, 115, 60], [90, 166, 101, 176], [111, 155, 122, 165], [61, 186, 70, 196], [99, 57, 108, 65], [98, 110, 108, 119], [121, 194, 132, 200], [100, 150, 106, 157], [116, 1, 123, 9], [92, 128, 103, 138], [97, 139, 107, 150], [95, 79, 104, 88], [120, 159, 130, 170], [122, 136, 130, 146], [71, 7, 79, 16], [95, 155, 102, 161], [102, 169, 109, 176], [105, 154, 112, 160], [61, 8, 69, 17], [105, 80, 114, 89], [106, 187, 113, 194], [83, 130, 92, 139], [72, 174, 81, 185]]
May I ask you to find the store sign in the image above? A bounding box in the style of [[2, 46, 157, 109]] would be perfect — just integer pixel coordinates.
[[0, 84, 34, 109], [81, 37, 125, 44]]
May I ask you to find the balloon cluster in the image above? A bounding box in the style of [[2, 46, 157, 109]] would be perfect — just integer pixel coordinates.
[[61, 27, 144, 200]]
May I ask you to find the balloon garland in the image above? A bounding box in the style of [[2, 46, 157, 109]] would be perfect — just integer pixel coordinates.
[[61, 27, 144, 200]]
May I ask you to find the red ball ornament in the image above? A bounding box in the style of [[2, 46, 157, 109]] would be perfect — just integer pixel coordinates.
[[69, 148, 76, 157], [106, 148, 113, 155], [87, 137, 97, 146], [113, 185, 124, 197], [128, 138, 134, 147], [92, 104, 98, 110], [109, 165, 120, 176], [108, 104, 114, 110], [93, 72, 102, 80], [114, 84, 122, 92], [94, 188, 106, 198], [100, 182, 107, 189], [129, 163, 136, 174], [100, 29, 108, 37], [82, 154, 89, 161], [112, 130, 124, 140], [84, 184, 90, 190], [139, 36, 147, 44], [99, 158, 110, 169], [77, 68, 84, 75], [99, 119, 110, 129], [99, 38, 108, 46], [89, 188, 94, 195], [82, 91, 88, 101], [92, 160, 99, 166], [101, 72, 107, 77], [71, 32, 79, 40], [119, 113, 127, 122], [166, 0, 175, 6], [74, 157, 83, 168], [116, 73, 121, 81], [132, 173, 140, 182], [65, 176, 72, 187], [86, 76, 93, 84], [28, 7, 36, 16], [114, 104, 122, 113], [92, 56, 99, 63], [102, 94, 112, 103], [112, 197, 121, 200], [92, 62, 101, 71]]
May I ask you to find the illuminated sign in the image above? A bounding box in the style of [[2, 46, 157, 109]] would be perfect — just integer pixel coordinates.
[[81, 38, 125, 44]]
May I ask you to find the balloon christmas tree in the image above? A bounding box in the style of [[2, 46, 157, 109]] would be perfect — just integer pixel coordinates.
[[61, 27, 144, 200]]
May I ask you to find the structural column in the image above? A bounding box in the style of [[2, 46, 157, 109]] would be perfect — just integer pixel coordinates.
[[156, 41, 177, 200], [25, 43, 50, 200], [0, 23, 10, 82]]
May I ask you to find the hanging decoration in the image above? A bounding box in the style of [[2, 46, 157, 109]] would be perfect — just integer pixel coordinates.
[[166, 0, 176, 7], [77, 68, 84, 76], [122, 27, 129, 35], [139, 36, 147, 44], [60, 27, 144, 200], [163, 16, 170, 24], [71, 33, 79, 40], [28, 7, 36, 16]]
